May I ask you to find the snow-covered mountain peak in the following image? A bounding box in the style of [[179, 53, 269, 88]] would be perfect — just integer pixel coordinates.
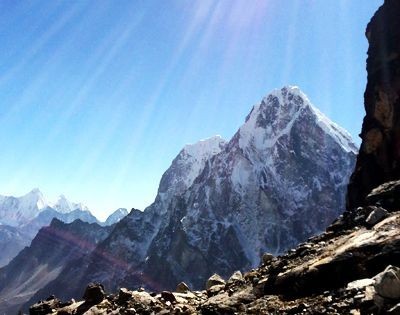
[[49, 194, 89, 214], [0, 189, 47, 226], [104, 208, 128, 226], [182, 135, 226, 158], [22, 188, 47, 210], [239, 86, 357, 154]]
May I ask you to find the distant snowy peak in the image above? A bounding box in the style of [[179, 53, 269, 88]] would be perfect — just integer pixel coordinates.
[[0, 189, 47, 226], [49, 194, 89, 214], [158, 136, 227, 196], [0, 189, 93, 227], [239, 86, 358, 154], [23, 188, 47, 210], [104, 208, 128, 226]]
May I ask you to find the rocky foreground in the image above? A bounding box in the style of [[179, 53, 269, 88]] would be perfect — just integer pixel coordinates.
[[29, 181, 400, 314]]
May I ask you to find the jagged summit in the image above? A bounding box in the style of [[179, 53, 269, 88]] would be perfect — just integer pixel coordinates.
[[104, 208, 128, 226], [240, 86, 358, 154], [182, 135, 226, 157], [24, 188, 47, 210], [49, 194, 89, 214]]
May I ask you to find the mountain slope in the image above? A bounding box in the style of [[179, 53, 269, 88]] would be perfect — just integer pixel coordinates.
[[0, 225, 29, 267], [0, 219, 113, 314]]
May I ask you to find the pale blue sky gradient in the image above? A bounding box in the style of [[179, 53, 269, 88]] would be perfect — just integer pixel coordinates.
[[0, 0, 383, 219]]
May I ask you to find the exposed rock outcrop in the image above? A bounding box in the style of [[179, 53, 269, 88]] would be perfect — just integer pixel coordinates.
[[347, 0, 400, 209], [28, 181, 400, 314]]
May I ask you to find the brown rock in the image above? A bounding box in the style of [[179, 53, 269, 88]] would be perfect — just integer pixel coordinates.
[[227, 270, 244, 285], [206, 273, 225, 290], [175, 282, 190, 293]]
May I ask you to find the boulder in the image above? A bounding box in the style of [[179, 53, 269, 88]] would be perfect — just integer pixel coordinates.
[[206, 274, 226, 290], [373, 265, 400, 299], [161, 291, 176, 304], [176, 282, 190, 294], [366, 181, 400, 211], [365, 207, 389, 226], [227, 271, 244, 285], [83, 283, 105, 305], [118, 288, 133, 304], [261, 253, 274, 265]]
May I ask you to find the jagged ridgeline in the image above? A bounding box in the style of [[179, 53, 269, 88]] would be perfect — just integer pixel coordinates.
[[0, 190, 127, 268], [0, 86, 357, 314]]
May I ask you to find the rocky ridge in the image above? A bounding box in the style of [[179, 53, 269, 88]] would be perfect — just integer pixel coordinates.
[[29, 181, 400, 314], [0, 190, 127, 267]]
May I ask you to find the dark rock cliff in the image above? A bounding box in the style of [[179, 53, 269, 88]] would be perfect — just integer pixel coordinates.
[[347, 0, 400, 209]]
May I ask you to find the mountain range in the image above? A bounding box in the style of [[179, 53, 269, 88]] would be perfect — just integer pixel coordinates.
[[0, 86, 358, 314], [0, 190, 127, 267]]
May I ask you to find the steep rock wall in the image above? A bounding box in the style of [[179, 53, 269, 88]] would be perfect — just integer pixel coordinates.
[[347, 0, 400, 209]]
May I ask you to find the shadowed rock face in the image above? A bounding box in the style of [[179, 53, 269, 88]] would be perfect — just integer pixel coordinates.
[[347, 0, 400, 209], [0, 219, 112, 315]]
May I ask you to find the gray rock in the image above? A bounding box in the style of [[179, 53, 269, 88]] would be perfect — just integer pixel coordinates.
[[206, 274, 226, 290], [176, 282, 190, 293], [373, 265, 400, 299], [365, 207, 389, 226], [227, 271, 243, 284]]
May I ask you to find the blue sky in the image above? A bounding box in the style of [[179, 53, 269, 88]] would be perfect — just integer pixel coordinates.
[[0, 0, 383, 219]]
